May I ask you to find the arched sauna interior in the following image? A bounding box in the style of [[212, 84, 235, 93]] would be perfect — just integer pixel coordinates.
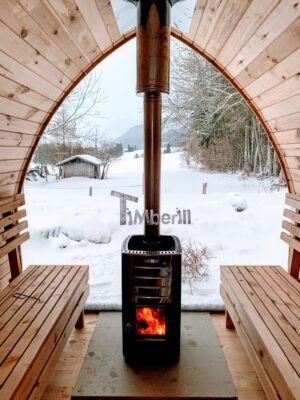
[[0, 0, 299, 280], [0, 2, 299, 398]]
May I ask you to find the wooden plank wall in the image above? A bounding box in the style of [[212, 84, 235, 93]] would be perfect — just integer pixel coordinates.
[[0, 0, 297, 199]]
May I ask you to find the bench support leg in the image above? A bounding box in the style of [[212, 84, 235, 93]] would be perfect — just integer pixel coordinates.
[[225, 310, 235, 329], [75, 310, 84, 329], [8, 247, 22, 281], [288, 247, 300, 280]]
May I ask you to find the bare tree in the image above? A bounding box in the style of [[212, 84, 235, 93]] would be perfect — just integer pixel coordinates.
[[46, 70, 105, 135], [164, 41, 281, 176], [37, 70, 106, 164]]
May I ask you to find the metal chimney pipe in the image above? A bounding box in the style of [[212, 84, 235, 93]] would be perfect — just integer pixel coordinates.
[[136, 0, 171, 94], [136, 0, 171, 241], [143, 92, 161, 238]]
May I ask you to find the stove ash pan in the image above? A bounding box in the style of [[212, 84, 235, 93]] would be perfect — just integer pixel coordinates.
[[122, 235, 181, 363]]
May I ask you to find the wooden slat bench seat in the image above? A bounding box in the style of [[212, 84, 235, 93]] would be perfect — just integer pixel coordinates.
[[0, 194, 89, 399], [221, 266, 300, 400], [221, 193, 300, 400]]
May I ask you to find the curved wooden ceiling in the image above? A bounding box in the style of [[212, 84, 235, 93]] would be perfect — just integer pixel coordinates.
[[0, 0, 299, 196]]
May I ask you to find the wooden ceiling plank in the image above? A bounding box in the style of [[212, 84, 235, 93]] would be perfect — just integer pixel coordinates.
[[274, 129, 300, 144], [0, 147, 30, 160], [0, 114, 39, 135], [254, 75, 300, 109], [0, 0, 80, 81], [188, 0, 207, 40], [292, 181, 300, 193], [245, 48, 300, 99], [0, 20, 70, 91], [18, 0, 90, 70], [194, 0, 227, 50], [0, 96, 46, 123], [236, 17, 300, 89], [285, 156, 300, 169], [0, 184, 17, 198], [262, 94, 300, 121], [0, 160, 24, 174], [217, 0, 280, 68], [0, 51, 62, 101], [269, 112, 300, 133], [45, 0, 100, 62], [95, 0, 121, 44], [0, 193, 25, 206], [0, 75, 54, 113], [0, 132, 35, 148], [0, 171, 22, 187], [205, 0, 251, 58], [280, 143, 300, 150], [75, 0, 112, 51], [282, 149, 300, 157], [227, 0, 300, 77], [282, 148, 300, 158]]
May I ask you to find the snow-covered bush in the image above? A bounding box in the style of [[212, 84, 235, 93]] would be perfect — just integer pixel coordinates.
[[182, 241, 210, 293]]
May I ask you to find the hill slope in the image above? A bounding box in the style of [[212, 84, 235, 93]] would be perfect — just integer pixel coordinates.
[[114, 124, 143, 150]]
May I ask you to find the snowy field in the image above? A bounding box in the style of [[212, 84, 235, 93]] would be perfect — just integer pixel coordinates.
[[23, 152, 288, 310]]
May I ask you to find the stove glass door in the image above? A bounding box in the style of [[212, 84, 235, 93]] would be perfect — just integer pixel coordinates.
[[135, 307, 166, 336]]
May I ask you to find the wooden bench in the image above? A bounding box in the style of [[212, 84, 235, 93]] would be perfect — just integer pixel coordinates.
[[281, 193, 300, 280], [221, 194, 300, 400], [0, 194, 89, 399]]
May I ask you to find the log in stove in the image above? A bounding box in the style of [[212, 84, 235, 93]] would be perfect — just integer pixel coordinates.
[[122, 0, 182, 364]]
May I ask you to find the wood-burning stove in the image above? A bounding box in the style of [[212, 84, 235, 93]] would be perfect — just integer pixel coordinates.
[[122, 0, 182, 363], [122, 235, 181, 363]]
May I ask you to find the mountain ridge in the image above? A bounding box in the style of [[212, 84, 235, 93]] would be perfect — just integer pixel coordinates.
[[114, 124, 185, 149]]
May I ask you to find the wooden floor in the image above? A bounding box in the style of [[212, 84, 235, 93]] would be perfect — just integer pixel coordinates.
[[42, 312, 266, 400]]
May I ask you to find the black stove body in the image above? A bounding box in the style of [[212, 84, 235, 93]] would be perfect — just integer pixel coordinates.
[[122, 235, 181, 363]]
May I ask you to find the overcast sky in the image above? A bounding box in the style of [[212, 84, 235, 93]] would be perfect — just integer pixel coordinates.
[[97, 39, 143, 140]]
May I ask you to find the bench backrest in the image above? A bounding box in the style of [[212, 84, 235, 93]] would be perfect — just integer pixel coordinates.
[[281, 193, 300, 279], [0, 194, 29, 288]]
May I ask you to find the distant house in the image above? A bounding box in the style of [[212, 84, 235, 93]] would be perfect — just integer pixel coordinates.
[[56, 154, 108, 180]]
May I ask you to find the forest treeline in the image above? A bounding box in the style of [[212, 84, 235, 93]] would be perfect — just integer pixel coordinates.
[[164, 42, 281, 177]]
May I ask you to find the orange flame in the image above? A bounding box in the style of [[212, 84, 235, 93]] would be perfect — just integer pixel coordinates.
[[136, 307, 166, 335]]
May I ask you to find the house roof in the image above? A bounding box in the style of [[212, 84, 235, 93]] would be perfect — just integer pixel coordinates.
[[56, 155, 105, 167]]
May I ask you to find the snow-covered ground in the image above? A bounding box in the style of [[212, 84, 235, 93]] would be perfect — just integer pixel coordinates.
[[23, 152, 288, 310]]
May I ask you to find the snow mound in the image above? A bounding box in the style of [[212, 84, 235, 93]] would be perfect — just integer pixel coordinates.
[[62, 211, 112, 244], [53, 233, 71, 249], [228, 192, 247, 212]]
